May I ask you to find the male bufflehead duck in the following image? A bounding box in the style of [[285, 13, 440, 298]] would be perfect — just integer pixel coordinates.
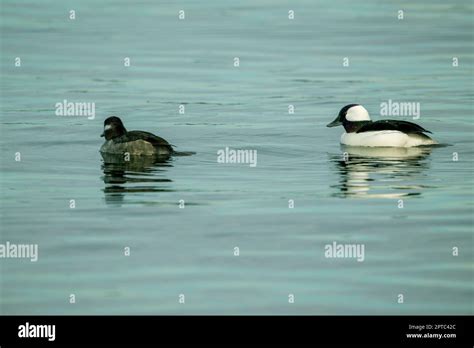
[[327, 104, 437, 147], [100, 116, 173, 156]]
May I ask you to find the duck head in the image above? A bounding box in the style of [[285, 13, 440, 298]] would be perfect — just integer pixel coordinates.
[[101, 116, 127, 140], [327, 104, 371, 132]]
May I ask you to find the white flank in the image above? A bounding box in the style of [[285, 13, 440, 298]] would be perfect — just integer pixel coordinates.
[[340, 131, 437, 147]]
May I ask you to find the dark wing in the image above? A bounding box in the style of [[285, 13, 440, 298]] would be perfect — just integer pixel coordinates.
[[356, 120, 432, 134], [124, 131, 174, 151]]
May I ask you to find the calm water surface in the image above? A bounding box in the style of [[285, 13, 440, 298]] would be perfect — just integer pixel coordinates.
[[1, 0, 473, 314]]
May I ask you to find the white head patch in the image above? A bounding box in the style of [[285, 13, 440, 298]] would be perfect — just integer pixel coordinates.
[[104, 124, 112, 130], [346, 105, 371, 122]]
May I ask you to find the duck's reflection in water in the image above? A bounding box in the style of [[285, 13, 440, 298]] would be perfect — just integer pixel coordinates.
[[101, 153, 174, 206], [331, 146, 434, 199]]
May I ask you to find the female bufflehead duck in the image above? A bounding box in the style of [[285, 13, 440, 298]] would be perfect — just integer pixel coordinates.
[[327, 104, 437, 147], [100, 116, 173, 156]]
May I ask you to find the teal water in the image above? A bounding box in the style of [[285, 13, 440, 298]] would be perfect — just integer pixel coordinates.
[[1, 0, 473, 314]]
